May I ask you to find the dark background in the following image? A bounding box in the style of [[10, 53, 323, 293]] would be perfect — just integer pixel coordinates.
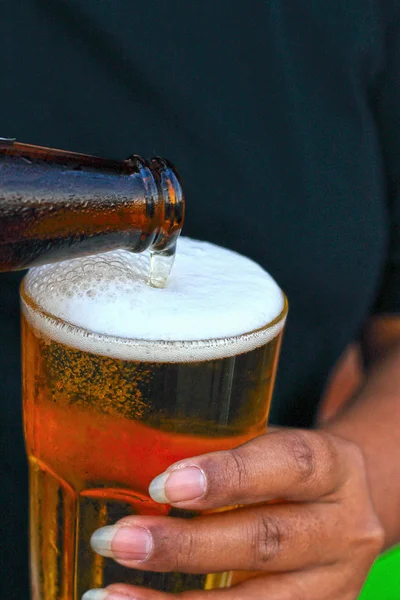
[[1, 2, 399, 598]]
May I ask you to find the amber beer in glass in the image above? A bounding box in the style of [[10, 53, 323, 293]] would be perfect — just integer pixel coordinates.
[[21, 238, 287, 599]]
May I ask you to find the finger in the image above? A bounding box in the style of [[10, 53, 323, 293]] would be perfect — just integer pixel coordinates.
[[89, 503, 342, 574], [149, 429, 351, 510], [82, 564, 363, 600]]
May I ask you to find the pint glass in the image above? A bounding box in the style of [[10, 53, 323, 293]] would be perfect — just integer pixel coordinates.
[[21, 238, 287, 599]]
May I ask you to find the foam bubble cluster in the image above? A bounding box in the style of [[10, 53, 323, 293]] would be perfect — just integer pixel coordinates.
[[22, 238, 286, 362]]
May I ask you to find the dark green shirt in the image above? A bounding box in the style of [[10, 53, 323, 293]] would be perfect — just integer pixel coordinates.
[[1, 2, 399, 597]]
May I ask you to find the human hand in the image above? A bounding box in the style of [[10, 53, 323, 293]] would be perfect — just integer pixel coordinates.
[[84, 429, 384, 599]]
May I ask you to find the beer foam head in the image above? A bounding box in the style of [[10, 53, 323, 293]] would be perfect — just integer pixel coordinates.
[[23, 238, 286, 361]]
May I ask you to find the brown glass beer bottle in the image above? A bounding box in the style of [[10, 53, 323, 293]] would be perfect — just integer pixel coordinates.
[[0, 138, 184, 286]]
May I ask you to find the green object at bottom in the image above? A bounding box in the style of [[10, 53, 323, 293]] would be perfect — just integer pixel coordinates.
[[359, 546, 400, 600]]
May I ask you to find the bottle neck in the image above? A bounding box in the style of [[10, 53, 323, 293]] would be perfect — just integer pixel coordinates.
[[0, 139, 185, 275], [128, 155, 185, 255], [0, 139, 185, 255]]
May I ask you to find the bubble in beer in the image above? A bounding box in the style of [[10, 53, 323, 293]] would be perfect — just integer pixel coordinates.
[[23, 238, 286, 362]]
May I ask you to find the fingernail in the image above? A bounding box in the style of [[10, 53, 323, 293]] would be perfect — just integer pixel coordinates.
[[90, 525, 152, 561], [149, 466, 206, 503], [82, 590, 108, 600], [82, 592, 135, 600]]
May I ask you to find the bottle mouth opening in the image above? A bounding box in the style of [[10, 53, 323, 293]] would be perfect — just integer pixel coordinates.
[[126, 155, 185, 254], [149, 156, 185, 252]]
